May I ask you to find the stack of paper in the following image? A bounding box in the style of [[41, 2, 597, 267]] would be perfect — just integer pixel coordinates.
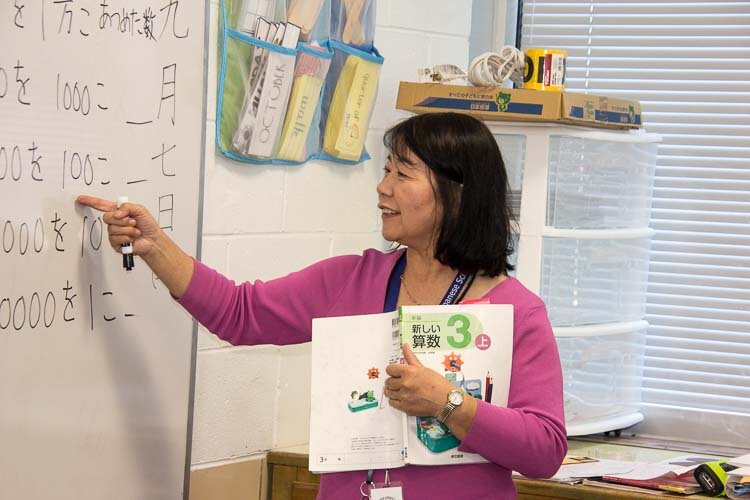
[[237, 0, 276, 35], [277, 45, 328, 161], [552, 456, 640, 482], [232, 19, 301, 158], [596, 455, 722, 495]]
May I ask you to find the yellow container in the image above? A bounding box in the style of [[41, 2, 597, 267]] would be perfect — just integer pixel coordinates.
[[523, 48, 567, 91]]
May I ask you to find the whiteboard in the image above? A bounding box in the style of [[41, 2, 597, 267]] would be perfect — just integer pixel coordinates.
[[0, 2, 207, 499]]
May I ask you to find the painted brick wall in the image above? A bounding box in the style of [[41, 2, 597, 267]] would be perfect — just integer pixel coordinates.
[[192, 0, 473, 467]]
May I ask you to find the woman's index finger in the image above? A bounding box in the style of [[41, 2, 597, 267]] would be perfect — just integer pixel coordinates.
[[385, 363, 408, 377], [76, 195, 117, 212]]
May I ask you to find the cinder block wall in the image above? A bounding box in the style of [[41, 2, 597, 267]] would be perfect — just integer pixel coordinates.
[[191, 1, 474, 493]]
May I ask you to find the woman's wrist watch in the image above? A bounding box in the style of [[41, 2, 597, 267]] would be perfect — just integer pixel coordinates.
[[437, 389, 464, 423]]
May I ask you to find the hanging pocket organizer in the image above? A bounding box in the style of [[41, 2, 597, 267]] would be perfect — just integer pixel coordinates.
[[217, 0, 383, 166]]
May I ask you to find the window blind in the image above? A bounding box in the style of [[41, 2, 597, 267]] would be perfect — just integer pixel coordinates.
[[521, 0, 750, 443]]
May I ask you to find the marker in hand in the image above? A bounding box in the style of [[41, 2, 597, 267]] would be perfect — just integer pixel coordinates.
[[117, 196, 135, 271]]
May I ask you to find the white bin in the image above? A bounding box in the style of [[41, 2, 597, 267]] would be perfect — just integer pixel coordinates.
[[494, 134, 526, 218], [556, 321, 647, 435], [495, 134, 526, 276], [541, 230, 652, 327], [547, 136, 657, 230]]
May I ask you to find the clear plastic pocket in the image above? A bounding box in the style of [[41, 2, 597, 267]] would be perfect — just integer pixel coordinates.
[[225, 34, 298, 160], [288, 0, 331, 43], [320, 40, 383, 162], [233, 0, 287, 35], [276, 44, 333, 161], [331, 0, 376, 50]]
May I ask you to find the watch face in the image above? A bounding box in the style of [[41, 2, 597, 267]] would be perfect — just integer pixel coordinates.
[[448, 390, 464, 406]]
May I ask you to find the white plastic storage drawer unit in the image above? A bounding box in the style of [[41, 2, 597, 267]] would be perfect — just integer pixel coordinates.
[[490, 123, 660, 435]]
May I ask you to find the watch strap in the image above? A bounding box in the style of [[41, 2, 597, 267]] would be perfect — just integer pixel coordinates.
[[436, 401, 457, 423]]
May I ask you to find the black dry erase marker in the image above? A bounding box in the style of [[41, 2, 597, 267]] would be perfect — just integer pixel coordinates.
[[117, 196, 135, 271]]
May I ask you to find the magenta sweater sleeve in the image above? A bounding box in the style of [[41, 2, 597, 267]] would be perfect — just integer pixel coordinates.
[[458, 305, 567, 478], [177, 256, 359, 346]]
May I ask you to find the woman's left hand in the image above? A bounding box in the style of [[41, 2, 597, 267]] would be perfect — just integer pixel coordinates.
[[384, 344, 455, 417]]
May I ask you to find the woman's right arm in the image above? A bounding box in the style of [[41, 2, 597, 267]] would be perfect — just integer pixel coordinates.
[[76, 195, 194, 298], [76, 195, 360, 346]]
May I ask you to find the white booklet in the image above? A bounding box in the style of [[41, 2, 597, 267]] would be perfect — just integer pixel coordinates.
[[309, 304, 513, 473]]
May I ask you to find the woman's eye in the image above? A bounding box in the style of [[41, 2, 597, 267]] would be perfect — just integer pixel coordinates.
[[382, 165, 407, 178]]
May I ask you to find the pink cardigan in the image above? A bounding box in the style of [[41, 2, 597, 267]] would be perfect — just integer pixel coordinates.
[[179, 248, 566, 499]]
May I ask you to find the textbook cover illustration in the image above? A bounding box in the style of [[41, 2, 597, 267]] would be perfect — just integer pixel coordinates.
[[309, 304, 513, 473]]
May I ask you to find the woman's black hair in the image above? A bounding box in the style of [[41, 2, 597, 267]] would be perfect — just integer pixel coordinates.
[[383, 112, 516, 277]]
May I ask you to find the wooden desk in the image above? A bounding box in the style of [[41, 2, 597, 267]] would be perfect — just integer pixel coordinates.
[[266, 448, 318, 500], [266, 442, 713, 500], [264, 449, 649, 500]]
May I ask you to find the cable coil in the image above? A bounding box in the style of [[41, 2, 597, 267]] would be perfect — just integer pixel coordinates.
[[417, 45, 525, 87], [467, 46, 525, 87]]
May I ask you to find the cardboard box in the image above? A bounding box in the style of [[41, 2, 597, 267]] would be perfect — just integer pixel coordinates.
[[396, 82, 642, 129], [561, 92, 642, 129]]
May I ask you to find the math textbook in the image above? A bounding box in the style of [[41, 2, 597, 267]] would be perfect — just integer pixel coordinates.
[[309, 304, 513, 472]]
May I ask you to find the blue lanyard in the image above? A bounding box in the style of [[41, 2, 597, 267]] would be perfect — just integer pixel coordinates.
[[384, 253, 406, 312], [384, 253, 474, 312], [440, 271, 473, 305]]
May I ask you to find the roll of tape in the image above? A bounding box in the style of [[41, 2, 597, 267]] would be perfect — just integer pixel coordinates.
[[523, 48, 567, 91]]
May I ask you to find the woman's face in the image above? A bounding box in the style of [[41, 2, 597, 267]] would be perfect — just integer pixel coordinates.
[[377, 149, 441, 251]]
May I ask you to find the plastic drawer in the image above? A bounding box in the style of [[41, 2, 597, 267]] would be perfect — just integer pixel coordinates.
[[541, 234, 652, 327], [547, 136, 657, 229], [494, 134, 525, 218], [556, 323, 647, 429]]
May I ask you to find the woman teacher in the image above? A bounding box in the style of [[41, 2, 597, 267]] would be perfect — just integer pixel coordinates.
[[77, 112, 566, 499]]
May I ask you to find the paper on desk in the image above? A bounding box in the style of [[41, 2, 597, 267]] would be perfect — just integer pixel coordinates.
[[662, 455, 727, 473], [510, 472, 581, 485], [729, 467, 750, 476], [604, 463, 678, 480], [730, 454, 750, 467], [555, 458, 640, 479], [606, 455, 719, 481]]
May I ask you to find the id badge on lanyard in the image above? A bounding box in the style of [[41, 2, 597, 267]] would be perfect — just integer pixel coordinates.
[[361, 470, 403, 500], [370, 484, 404, 500]]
